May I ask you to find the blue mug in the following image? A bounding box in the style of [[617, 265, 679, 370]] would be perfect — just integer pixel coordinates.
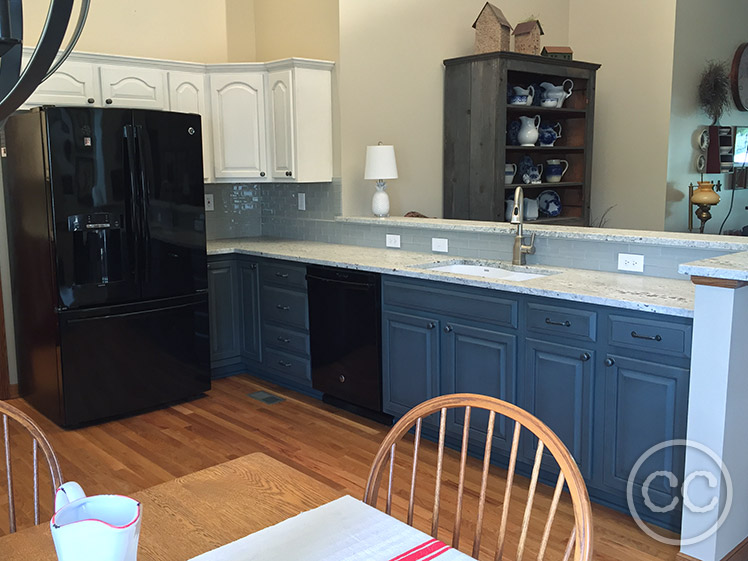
[[545, 159, 569, 183]]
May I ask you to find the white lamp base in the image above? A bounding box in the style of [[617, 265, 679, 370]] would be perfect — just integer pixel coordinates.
[[372, 184, 390, 217]]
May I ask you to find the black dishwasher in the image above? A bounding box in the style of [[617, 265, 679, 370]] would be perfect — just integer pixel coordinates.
[[307, 265, 384, 414]]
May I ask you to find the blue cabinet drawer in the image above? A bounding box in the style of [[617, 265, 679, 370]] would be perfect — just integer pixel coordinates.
[[263, 347, 312, 382], [261, 286, 308, 329], [608, 314, 692, 358], [526, 302, 597, 342], [383, 278, 517, 328], [261, 261, 307, 289], [263, 323, 309, 356]]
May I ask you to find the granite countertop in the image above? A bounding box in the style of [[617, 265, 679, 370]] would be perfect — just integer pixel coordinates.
[[209, 238, 695, 317], [678, 251, 748, 281]]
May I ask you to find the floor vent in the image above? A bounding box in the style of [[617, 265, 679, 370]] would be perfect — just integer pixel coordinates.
[[248, 391, 285, 404]]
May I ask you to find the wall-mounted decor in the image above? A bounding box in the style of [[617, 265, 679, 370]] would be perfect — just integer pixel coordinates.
[[730, 42, 748, 111], [698, 60, 731, 125], [513, 20, 543, 55], [472, 2, 513, 54]]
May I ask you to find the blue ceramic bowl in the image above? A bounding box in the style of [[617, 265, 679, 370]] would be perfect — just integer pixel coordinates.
[[508, 95, 528, 105]]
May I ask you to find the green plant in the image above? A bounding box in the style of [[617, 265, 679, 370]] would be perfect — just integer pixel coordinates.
[[698, 61, 731, 125]]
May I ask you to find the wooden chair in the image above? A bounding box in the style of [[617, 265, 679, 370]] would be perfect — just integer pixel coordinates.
[[0, 400, 62, 533], [364, 394, 592, 561]]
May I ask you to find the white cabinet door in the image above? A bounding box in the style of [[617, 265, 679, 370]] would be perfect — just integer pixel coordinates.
[[168, 71, 213, 181], [267, 69, 295, 181], [210, 72, 267, 180], [23, 60, 99, 108], [99, 65, 168, 109]]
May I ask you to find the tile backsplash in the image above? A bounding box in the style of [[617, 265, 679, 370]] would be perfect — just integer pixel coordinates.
[[204, 183, 262, 239]]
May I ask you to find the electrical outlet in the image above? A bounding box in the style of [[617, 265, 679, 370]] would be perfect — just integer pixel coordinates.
[[204, 193, 214, 211], [386, 234, 401, 248], [618, 253, 644, 272], [432, 238, 449, 253], [297, 193, 306, 211]]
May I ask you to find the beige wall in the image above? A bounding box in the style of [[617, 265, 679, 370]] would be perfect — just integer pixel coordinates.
[[665, 0, 748, 234], [253, 0, 339, 62], [568, 0, 676, 230], [226, 0, 257, 62], [23, 0, 230, 62], [339, 0, 571, 218]]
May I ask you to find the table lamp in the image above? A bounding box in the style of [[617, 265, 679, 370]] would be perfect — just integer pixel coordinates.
[[364, 143, 398, 217], [688, 180, 721, 233]]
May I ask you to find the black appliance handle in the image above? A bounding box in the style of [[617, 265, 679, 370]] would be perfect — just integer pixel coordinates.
[[305, 273, 376, 291], [123, 124, 141, 285], [64, 300, 199, 323], [134, 124, 153, 283]]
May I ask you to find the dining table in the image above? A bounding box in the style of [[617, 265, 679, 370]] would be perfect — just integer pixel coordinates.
[[0, 452, 474, 561]]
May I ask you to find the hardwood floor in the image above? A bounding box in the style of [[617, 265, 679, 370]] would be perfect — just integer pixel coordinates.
[[0, 374, 679, 560]]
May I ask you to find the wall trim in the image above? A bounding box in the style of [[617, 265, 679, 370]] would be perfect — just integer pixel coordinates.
[[676, 535, 748, 561]]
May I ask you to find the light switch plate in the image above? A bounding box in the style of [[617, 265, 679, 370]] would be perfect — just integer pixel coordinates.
[[432, 238, 449, 253], [298, 193, 306, 211], [204, 193, 214, 211], [618, 253, 644, 272], [386, 234, 401, 248]]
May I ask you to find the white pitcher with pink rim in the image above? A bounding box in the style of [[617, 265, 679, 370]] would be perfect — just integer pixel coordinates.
[[51, 482, 142, 561]]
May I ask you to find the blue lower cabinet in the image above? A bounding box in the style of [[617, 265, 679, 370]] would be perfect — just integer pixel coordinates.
[[238, 260, 261, 363], [382, 310, 440, 421], [207, 259, 240, 367], [441, 321, 517, 454], [521, 338, 594, 479], [599, 353, 689, 530]]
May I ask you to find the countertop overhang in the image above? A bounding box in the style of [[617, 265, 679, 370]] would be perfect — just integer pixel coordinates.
[[208, 238, 695, 317]]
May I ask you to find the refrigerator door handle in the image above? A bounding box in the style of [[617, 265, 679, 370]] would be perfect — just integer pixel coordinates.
[[134, 124, 153, 283], [123, 123, 141, 285]]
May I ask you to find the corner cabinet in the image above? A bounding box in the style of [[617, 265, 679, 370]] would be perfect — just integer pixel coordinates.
[[443, 51, 600, 225]]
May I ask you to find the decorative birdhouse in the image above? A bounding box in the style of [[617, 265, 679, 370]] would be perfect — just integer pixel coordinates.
[[513, 20, 544, 56], [472, 3, 513, 54], [542, 46, 573, 61]]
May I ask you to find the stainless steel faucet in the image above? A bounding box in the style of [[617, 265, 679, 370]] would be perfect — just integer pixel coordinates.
[[510, 186, 536, 265]]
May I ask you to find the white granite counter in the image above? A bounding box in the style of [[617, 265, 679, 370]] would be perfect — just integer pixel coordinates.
[[209, 238, 695, 317], [338, 216, 748, 250], [678, 251, 748, 281]]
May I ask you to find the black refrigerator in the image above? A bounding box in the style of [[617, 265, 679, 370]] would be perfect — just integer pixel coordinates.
[[2, 107, 210, 427]]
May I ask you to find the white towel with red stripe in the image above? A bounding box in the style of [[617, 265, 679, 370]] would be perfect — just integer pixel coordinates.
[[189, 495, 474, 561]]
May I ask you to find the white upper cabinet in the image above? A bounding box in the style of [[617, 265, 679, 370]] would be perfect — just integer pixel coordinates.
[[168, 71, 212, 181], [209, 72, 268, 180], [22, 59, 99, 108], [266, 61, 333, 183], [99, 65, 167, 110]]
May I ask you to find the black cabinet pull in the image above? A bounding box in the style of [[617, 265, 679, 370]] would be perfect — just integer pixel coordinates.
[[605, 357, 615, 367], [87, 98, 95, 104], [278, 360, 292, 368], [260, 171, 266, 177], [545, 318, 571, 327], [444, 325, 453, 333], [285, 171, 292, 177], [427, 322, 436, 330], [275, 272, 289, 279], [276, 304, 290, 311], [250, 263, 257, 270], [277, 336, 290, 344], [338, 375, 346, 383], [580, 352, 591, 362], [631, 330, 662, 342], [105, 98, 113, 104]]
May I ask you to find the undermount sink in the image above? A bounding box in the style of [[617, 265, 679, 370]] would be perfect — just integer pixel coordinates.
[[422, 261, 551, 282]]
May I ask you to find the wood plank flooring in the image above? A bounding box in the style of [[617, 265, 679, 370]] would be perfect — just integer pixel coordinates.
[[0, 374, 679, 560]]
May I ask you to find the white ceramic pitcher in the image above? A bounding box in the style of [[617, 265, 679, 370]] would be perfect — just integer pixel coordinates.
[[517, 115, 541, 146], [51, 482, 142, 561]]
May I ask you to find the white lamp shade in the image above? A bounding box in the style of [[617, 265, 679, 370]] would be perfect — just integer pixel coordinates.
[[364, 145, 398, 180]]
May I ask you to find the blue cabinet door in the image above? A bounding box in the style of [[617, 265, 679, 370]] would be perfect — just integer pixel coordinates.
[[238, 259, 261, 363], [207, 259, 240, 364], [601, 354, 688, 529], [441, 321, 517, 454], [382, 310, 440, 420], [522, 338, 594, 479]]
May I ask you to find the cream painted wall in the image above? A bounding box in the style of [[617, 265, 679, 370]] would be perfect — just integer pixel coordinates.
[[253, 0, 339, 62], [567, 0, 676, 231], [22, 0, 229, 62], [338, 0, 571, 218], [665, 0, 748, 234], [226, 0, 257, 62]]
